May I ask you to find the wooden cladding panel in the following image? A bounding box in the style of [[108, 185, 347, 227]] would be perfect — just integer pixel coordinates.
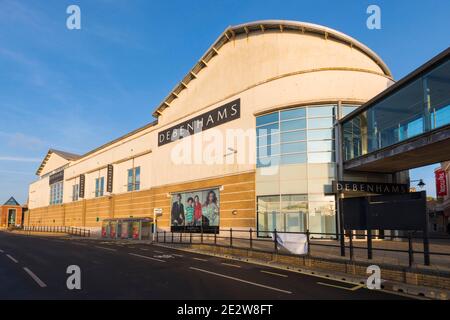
[[24, 171, 256, 229]]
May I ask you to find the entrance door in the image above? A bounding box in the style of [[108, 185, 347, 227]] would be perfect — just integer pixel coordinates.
[[7, 209, 16, 226]]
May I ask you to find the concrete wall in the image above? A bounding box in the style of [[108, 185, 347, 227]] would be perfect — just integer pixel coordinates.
[[27, 23, 393, 230]]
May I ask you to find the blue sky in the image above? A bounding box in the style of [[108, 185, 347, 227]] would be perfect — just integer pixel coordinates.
[[1, 0, 449, 204]]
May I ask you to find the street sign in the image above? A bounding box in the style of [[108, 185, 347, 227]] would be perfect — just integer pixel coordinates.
[[153, 208, 163, 217]]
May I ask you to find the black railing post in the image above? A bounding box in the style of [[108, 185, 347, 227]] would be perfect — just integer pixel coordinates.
[[249, 228, 253, 250], [180, 232, 182, 243], [171, 231, 174, 243], [190, 232, 192, 244], [423, 229, 431, 266], [230, 228, 233, 248], [408, 231, 414, 267], [340, 229, 345, 257], [163, 230, 166, 243], [156, 231, 159, 243], [349, 230, 354, 261], [367, 230, 373, 260], [214, 231, 217, 245], [273, 229, 278, 253], [201, 228, 204, 244], [306, 229, 311, 256]]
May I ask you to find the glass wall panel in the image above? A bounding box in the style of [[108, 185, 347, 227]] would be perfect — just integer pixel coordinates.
[[256, 112, 279, 127], [281, 142, 306, 154], [281, 118, 306, 131], [308, 117, 333, 129], [343, 58, 450, 161], [257, 105, 336, 167], [281, 130, 306, 143], [281, 108, 306, 120]]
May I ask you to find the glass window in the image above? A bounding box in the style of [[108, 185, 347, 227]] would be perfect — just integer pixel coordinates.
[[308, 117, 333, 129], [428, 59, 450, 129], [72, 184, 79, 202], [281, 142, 306, 154], [308, 105, 335, 118], [49, 181, 63, 205], [257, 133, 280, 147], [257, 123, 279, 136], [256, 112, 279, 127], [95, 177, 104, 197], [135, 167, 140, 191], [258, 144, 280, 158], [281, 195, 308, 232], [280, 107, 306, 121], [342, 105, 359, 118], [308, 140, 333, 152], [308, 151, 334, 163], [281, 118, 306, 131], [127, 167, 141, 191], [308, 129, 333, 141], [257, 155, 280, 168], [280, 130, 306, 143], [281, 153, 307, 165]]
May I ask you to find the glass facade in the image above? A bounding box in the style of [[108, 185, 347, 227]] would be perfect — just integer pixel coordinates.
[[49, 182, 63, 205], [256, 105, 336, 168], [256, 104, 339, 237], [127, 167, 141, 192], [95, 177, 105, 197], [343, 58, 450, 161]]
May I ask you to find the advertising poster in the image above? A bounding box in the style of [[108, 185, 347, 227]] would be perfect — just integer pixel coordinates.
[[170, 188, 220, 233]]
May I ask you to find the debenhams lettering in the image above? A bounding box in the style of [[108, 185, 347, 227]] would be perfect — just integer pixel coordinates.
[[158, 99, 240, 146], [332, 181, 409, 194]]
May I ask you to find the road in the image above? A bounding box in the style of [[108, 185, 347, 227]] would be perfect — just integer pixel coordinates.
[[0, 231, 411, 300]]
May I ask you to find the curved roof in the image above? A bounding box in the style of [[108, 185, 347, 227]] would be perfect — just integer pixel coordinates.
[[152, 20, 392, 117]]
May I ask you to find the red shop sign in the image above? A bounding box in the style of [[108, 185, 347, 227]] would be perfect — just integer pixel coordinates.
[[435, 169, 448, 197]]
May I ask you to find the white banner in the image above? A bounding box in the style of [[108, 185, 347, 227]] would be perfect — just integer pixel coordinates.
[[272, 232, 308, 255]]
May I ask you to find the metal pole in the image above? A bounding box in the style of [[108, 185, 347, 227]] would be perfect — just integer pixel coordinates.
[[408, 231, 414, 267], [249, 228, 253, 250], [367, 229, 373, 260], [230, 228, 233, 248], [201, 228, 204, 244], [164, 230, 166, 243], [214, 231, 217, 245], [306, 229, 311, 256], [423, 228, 431, 266], [349, 230, 354, 261], [273, 229, 278, 253]]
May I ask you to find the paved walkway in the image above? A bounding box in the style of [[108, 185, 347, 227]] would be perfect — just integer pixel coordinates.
[[158, 233, 450, 273]]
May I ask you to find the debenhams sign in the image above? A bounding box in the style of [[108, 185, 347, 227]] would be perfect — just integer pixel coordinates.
[[158, 99, 240, 146], [332, 180, 409, 194]]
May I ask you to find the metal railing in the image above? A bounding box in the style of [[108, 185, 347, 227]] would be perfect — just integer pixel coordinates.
[[23, 225, 90, 237], [155, 228, 450, 268]]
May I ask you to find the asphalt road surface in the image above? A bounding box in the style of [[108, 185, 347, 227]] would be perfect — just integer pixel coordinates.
[[0, 231, 412, 300]]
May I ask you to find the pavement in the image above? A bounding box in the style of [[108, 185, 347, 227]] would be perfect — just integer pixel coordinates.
[[175, 233, 450, 272], [0, 231, 414, 300]]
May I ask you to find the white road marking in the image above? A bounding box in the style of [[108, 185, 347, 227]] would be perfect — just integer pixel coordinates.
[[129, 253, 166, 263], [221, 262, 241, 268], [193, 257, 208, 262], [23, 267, 47, 288], [317, 282, 364, 291], [0, 249, 4, 253], [153, 250, 164, 253], [6, 254, 18, 263], [94, 246, 117, 252], [139, 248, 149, 251], [260, 270, 288, 278], [190, 267, 292, 294]]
